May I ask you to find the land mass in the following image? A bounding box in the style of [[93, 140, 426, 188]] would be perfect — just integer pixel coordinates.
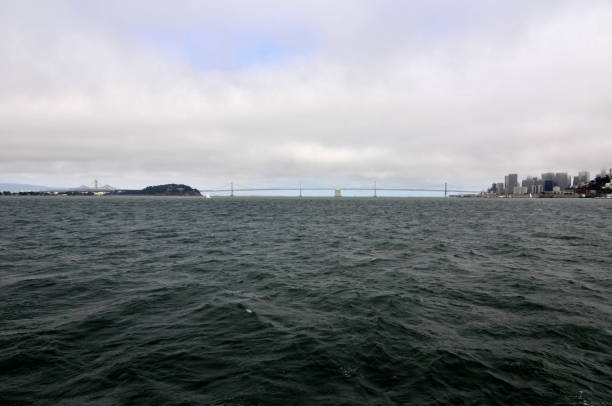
[[111, 184, 202, 196], [2, 183, 202, 196]]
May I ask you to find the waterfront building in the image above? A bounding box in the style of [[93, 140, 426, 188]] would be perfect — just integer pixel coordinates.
[[513, 186, 528, 195], [544, 180, 554, 192]]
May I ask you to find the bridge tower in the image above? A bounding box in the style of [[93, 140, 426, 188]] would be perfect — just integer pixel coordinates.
[[374, 181, 377, 198], [444, 182, 447, 198], [299, 181, 302, 198], [230, 182, 234, 198]]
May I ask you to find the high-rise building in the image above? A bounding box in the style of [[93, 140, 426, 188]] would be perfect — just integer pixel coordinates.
[[554, 173, 570, 189], [578, 171, 590, 185], [541, 172, 555, 182], [521, 177, 539, 194], [544, 180, 554, 192], [496, 182, 505, 194], [505, 174, 518, 194]]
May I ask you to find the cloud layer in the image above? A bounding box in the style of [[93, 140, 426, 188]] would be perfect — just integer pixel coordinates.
[[1, 0, 611, 189]]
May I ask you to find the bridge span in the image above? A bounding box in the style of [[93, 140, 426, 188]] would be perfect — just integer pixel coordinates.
[[198, 183, 481, 197]]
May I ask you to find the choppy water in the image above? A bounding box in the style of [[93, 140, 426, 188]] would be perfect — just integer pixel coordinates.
[[1, 197, 611, 405]]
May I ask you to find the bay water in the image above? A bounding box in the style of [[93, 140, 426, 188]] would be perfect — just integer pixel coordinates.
[[1, 197, 610, 405]]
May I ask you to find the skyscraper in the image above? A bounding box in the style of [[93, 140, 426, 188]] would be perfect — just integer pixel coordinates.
[[522, 176, 538, 194], [541, 172, 555, 182], [578, 171, 590, 184], [544, 180, 554, 192], [505, 174, 518, 194], [554, 173, 570, 189]]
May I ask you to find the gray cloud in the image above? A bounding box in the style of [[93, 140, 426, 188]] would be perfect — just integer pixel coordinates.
[[1, 0, 611, 189]]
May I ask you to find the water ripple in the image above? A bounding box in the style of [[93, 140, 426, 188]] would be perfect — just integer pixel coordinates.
[[0, 197, 610, 405]]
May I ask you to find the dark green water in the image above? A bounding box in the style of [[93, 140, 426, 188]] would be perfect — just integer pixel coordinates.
[[1, 197, 610, 405]]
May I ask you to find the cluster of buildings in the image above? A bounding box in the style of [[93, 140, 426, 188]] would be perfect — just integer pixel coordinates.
[[487, 168, 612, 196], [1, 180, 116, 196], [2, 190, 103, 196]]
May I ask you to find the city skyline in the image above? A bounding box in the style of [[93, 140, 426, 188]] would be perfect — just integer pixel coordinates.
[[488, 167, 612, 196]]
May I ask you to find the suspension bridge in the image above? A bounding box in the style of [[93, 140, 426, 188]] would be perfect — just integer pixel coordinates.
[[198, 182, 481, 197]]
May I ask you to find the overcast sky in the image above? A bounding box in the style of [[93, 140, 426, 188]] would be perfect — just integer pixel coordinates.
[[1, 0, 611, 190]]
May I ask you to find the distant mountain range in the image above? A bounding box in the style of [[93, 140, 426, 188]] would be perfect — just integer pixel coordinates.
[[0, 183, 57, 192]]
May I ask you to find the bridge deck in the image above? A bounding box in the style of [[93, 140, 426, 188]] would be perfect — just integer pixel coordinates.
[[198, 187, 480, 193]]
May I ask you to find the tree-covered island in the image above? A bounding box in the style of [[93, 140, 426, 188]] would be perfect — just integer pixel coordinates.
[[111, 184, 202, 196]]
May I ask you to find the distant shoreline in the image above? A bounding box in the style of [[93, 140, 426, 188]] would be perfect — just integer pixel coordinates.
[[2, 194, 611, 199]]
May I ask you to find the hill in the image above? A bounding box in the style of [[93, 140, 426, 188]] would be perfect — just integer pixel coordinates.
[[112, 184, 201, 196]]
